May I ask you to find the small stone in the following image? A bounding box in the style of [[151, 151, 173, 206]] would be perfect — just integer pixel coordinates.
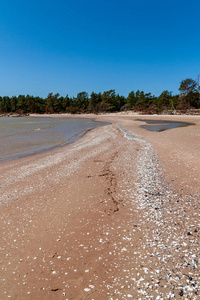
[[189, 277, 193, 281], [89, 285, 94, 289], [179, 289, 184, 296], [121, 247, 127, 252]]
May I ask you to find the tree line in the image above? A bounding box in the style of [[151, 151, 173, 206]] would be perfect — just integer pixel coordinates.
[[0, 79, 199, 115]]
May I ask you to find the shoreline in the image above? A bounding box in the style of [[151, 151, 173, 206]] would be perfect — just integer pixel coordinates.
[[0, 114, 200, 299], [0, 116, 110, 163]]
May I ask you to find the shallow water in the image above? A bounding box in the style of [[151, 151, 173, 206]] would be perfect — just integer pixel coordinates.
[[137, 119, 195, 132], [0, 117, 109, 162]]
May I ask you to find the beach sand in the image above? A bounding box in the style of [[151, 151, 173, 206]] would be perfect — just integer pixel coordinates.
[[0, 113, 200, 299]]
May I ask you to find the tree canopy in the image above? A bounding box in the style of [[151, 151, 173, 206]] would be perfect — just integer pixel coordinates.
[[0, 78, 199, 115], [178, 78, 199, 109]]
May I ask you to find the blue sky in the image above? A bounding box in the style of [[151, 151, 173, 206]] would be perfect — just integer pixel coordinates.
[[0, 0, 199, 97]]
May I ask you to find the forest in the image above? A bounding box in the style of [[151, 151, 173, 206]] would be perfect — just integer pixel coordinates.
[[0, 79, 199, 115]]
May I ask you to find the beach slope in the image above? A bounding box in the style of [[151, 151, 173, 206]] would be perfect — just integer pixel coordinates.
[[0, 114, 199, 299]]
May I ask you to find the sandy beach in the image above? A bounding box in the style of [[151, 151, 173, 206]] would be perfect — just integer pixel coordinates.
[[0, 113, 200, 299]]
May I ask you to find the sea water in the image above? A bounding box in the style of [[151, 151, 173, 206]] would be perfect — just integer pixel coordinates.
[[0, 116, 109, 162]]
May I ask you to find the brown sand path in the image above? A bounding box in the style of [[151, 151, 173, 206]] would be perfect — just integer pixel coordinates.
[[0, 114, 200, 299]]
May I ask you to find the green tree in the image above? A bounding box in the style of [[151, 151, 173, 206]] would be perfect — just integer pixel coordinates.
[[89, 92, 102, 113], [127, 91, 136, 109], [170, 95, 179, 110], [26, 95, 36, 113], [157, 90, 171, 111], [135, 91, 146, 108], [101, 90, 117, 112], [179, 78, 198, 109], [46, 93, 60, 113], [115, 94, 126, 111], [10, 96, 18, 112], [63, 95, 73, 112], [0, 96, 2, 113], [54, 94, 63, 113], [17, 95, 28, 113], [73, 92, 89, 113], [1, 96, 11, 113]]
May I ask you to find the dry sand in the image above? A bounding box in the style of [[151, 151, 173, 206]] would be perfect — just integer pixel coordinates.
[[0, 113, 200, 299]]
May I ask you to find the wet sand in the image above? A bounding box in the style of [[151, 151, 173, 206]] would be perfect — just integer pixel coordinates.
[[0, 113, 200, 299]]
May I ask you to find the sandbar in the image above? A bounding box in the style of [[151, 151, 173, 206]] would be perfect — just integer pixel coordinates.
[[0, 113, 200, 299]]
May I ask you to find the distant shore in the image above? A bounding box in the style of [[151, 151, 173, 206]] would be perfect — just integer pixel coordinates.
[[1, 106, 200, 119], [0, 114, 199, 299]]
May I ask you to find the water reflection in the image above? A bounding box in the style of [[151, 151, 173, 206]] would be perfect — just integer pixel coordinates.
[[137, 119, 195, 132]]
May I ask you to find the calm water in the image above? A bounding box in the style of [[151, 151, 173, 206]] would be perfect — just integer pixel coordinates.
[[138, 119, 195, 132], [0, 117, 109, 162]]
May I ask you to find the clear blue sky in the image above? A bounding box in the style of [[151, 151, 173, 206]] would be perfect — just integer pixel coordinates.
[[0, 0, 199, 98]]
